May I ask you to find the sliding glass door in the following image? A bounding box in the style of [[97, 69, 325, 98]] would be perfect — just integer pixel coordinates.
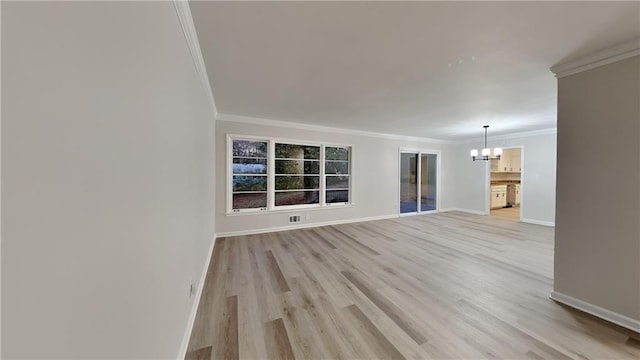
[[400, 151, 438, 214], [400, 153, 418, 213], [421, 153, 437, 212]]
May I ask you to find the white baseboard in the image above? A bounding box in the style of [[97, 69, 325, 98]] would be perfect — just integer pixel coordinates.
[[215, 214, 398, 238], [440, 208, 488, 216], [522, 218, 555, 227], [177, 237, 216, 359], [550, 291, 640, 333]]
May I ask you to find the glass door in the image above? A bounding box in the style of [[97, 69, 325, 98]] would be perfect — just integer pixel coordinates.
[[421, 153, 437, 212], [400, 153, 418, 214], [400, 151, 438, 214]]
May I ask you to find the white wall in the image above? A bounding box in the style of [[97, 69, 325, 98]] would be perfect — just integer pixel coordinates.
[[554, 55, 639, 324], [216, 119, 454, 235], [449, 131, 557, 225], [2, 2, 215, 358], [448, 143, 488, 214]]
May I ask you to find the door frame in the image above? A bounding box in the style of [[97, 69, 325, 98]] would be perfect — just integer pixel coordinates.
[[485, 145, 524, 222], [398, 148, 441, 216]]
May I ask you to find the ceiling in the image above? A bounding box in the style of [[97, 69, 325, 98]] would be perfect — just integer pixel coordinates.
[[190, 1, 640, 140]]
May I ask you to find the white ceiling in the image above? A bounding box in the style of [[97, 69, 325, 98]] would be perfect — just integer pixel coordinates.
[[190, 1, 640, 140]]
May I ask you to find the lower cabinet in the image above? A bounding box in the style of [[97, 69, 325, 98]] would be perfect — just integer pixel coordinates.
[[491, 185, 507, 209]]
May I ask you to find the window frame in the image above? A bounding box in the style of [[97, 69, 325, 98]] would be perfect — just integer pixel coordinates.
[[323, 144, 352, 207], [227, 134, 353, 215], [227, 135, 271, 213], [273, 140, 322, 210]]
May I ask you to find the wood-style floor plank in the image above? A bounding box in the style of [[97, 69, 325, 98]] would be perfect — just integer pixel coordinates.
[[343, 304, 406, 360], [264, 318, 295, 360], [265, 250, 291, 293], [341, 270, 427, 345], [186, 211, 640, 359], [216, 295, 238, 360]]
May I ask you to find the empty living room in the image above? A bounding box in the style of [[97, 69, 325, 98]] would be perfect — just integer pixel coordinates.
[[2, 1, 639, 359]]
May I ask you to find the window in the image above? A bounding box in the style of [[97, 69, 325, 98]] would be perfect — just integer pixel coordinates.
[[325, 146, 350, 204], [228, 136, 351, 213], [231, 139, 268, 210], [275, 143, 321, 206]]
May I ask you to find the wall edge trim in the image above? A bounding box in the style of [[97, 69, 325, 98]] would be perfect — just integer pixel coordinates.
[[177, 237, 216, 359], [521, 218, 555, 227], [550, 291, 640, 333], [215, 214, 399, 238], [521, 218, 556, 227], [172, 0, 218, 116], [451, 128, 557, 144], [440, 208, 488, 216], [217, 113, 450, 144], [550, 39, 640, 78]]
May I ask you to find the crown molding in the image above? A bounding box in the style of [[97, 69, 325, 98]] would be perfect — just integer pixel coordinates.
[[216, 113, 451, 144], [451, 127, 557, 144], [490, 127, 557, 141], [172, 0, 218, 116], [550, 39, 640, 79]]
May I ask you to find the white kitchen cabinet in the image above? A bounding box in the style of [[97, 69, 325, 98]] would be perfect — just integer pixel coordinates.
[[490, 158, 500, 172], [491, 185, 507, 209], [510, 154, 521, 172], [515, 184, 521, 205], [495, 149, 521, 173], [499, 155, 510, 173]]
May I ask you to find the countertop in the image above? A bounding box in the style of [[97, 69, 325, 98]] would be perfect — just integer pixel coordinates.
[[491, 181, 521, 186]]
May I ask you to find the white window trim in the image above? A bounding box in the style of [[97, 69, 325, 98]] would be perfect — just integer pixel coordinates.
[[227, 134, 353, 215]]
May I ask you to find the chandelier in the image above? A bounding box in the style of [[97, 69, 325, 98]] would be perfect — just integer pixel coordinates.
[[470, 125, 502, 161]]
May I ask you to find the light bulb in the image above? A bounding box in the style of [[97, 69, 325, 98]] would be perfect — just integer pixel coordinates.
[[494, 147, 502, 157], [470, 149, 478, 157], [481, 148, 490, 157]]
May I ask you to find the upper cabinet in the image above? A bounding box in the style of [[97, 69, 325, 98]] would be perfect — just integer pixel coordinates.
[[510, 153, 521, 172], [492, 149, 521, 173]]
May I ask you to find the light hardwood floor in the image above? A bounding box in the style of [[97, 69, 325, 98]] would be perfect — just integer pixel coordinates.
[[186, 211, 640, 359], [490, 206, 521, 221]]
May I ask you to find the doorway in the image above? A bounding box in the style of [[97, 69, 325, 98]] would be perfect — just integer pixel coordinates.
[[399, 150, 439, 215], [488, 147, 522, 221]]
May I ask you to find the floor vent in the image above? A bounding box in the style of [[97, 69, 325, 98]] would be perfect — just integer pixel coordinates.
[[289, 215, 301, 223]]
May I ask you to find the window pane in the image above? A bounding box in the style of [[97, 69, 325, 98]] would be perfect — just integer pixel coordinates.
[[275, 191, 320, 206], [325, 161, 349, 174], [233, 193, 267, 209], [233, 140, 267, 157], [275, 160, 319, 174], [326, 190, 349, 203], [275, 176, 319, 190], [232, 175, 267, 192], [275, 144, 320, 160], [325, 147, 349, 161], [326, 175, 349, 189], [232, 158, 267, 174]]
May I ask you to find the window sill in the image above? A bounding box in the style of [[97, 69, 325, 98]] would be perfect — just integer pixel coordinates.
[[226, 203, 353, 216]]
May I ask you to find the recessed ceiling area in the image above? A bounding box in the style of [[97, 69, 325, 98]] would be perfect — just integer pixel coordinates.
[[190, 1, 640, 140]]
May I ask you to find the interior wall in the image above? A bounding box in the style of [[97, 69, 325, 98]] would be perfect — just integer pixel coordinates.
[[554, 55, 640, 322], [216, 120, 454, 235], [450, 132, 557, 224], [449, 144, 488, 214], [2, 2, 215, 358]]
